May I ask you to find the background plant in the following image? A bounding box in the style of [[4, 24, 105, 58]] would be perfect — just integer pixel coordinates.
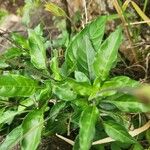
[[0, 1, 150, 150]]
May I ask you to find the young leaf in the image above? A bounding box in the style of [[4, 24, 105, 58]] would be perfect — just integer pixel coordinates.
[[28, 26, 47, 70], [44, 2, 66, 17], [93, 27, 123, 81], [0, 125, 22, 150], [65, 16, 106, 78], [67, 78, 95, 96], [103, 120, 136, 143], [72, 99, 88, 110], [21, 109, 44, 150], [0, 74, 38, 97], [79, 106, 99, 150], [74, 71, 90, 83], [52, 82, 77, 101], [107, 94, 150, 112], [50, 50, 62, 81]]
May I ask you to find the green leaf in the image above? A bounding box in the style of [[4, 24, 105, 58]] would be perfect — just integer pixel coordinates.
[[102, 76, 138, 89], [11, 33, 29, 50], [35, 80, 52, 102], [98, 76, 139, 97], [65, 16, 106, 78], [28, 26, 47, 70], [74, 71, 90, 83], [67, 78, 95, 96], [0, 125, 22, 150], [50, 50, 62, 81], [73, 136, 80, 150], [52, 82, 77, 101], [50, 101, 66, 121], [0, 74, 38, 97], [107, 94, 150, 112], [103, 120, 136, 143], [93, 27, 123, 81], [18, 98, 34, 112], [2, 47, 23, 59], [79, 106, 99, 150], [75, 35, 96, 80], [21, 109, 43, 150], [72, 99, 88, 109], [132, 143, 144, 150]]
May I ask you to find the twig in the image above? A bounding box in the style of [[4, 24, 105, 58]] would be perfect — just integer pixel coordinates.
[[56, 133, 74, 145]]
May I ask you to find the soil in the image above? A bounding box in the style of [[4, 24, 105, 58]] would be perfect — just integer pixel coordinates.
[[39, 136, 72, 150]]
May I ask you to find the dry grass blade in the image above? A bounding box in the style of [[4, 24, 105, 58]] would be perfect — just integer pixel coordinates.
[[56, 134, 74, 145], [125, 20, 150, 26], [112, 0, 138, 63], [44, 2, 66, 17], [131, 1, 150, 26], [122, 0, 132, 11]]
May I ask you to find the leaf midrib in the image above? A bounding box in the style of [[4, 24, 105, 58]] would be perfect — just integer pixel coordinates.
[[105, 122, 135, 143]]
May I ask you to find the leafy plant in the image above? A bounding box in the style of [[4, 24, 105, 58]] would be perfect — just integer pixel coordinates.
[[0, 15, 149, 150]]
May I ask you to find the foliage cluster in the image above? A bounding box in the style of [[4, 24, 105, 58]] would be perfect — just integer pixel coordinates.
[[0, 2, 150, 150]]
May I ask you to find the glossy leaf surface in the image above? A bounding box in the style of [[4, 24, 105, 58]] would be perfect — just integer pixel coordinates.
[[74, 71, 90, 83], [79, 106, 99, 150], [52, 82, 77, 101], [67, 78, 95, 96], [21, 109, 44, 150], [0, 125, 22, 150], [98, 76, 139, 97], [28, 25, 47, 70], [107, 95, 150, 112], [93, 27, 123, 81], [1, 47, 23, 60], [65, 16, 106, 79], [103, 120, 136, 143], [0, 74, 38, 97]]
